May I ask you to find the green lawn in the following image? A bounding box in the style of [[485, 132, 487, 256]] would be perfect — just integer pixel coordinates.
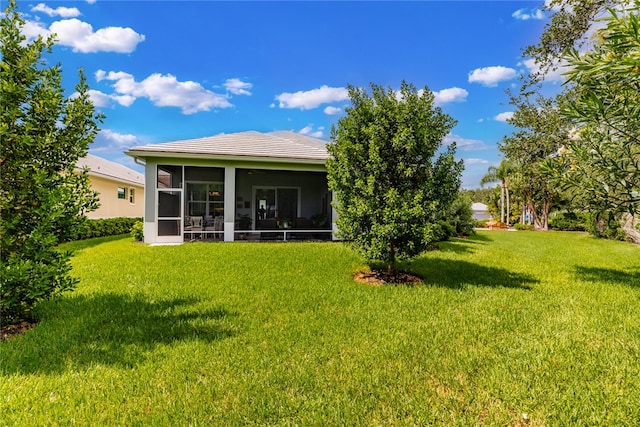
[[1, 231, 639, 425]]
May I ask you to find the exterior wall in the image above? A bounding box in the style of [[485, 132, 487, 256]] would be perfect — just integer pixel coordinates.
[[87, 174, 144, 219]]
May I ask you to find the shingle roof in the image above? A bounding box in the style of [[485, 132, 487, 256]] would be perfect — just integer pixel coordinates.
[[77, 154, 144, 186], [125, 131, 330, 163]]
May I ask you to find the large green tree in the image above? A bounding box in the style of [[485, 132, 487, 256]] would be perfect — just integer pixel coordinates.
[[500, 91, 569, 230], [524, 0, 623, 82], [327, 81, 462, 273], [541, 1, 640, 241], [0, 0, 101, 322]]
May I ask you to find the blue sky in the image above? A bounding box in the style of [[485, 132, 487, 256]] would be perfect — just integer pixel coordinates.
[[14, 0, 564, 188]]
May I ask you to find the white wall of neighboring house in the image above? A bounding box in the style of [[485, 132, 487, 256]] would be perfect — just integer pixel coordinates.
[[472, 202, 491, 221]]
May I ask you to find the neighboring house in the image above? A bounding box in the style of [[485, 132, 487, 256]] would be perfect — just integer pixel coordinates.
[[77, 154, 145, 219], [125, 131, 335, 244], [471, 202, 491, 221]]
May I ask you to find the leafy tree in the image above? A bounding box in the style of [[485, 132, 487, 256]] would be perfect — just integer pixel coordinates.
[[524, 0, 623, 81], [541, 1, 640, 241], [480, 159, 515, 224], [0, 0, 101, 323], [500, 91, 569, 230], [327, 81, 462, 273]]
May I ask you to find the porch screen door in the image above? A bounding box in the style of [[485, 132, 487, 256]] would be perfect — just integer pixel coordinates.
[[157, 165, 183, 242]]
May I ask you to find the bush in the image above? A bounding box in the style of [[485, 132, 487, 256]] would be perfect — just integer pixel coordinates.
[[474, 219, 490, 228], [446, 194, 476, 236], [514, 223, 535, 231], [549, 212, 587, 231], [131, 221, 144, 242], [63, 217, 142, 241], [433, 220, 456, 242], [586, 213, 626, 241]]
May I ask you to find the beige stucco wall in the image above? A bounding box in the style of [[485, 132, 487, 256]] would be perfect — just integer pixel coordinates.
[[87, 174, 144, 219]]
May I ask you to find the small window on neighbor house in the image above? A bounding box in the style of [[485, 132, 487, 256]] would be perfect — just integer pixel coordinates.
[[129, 188, 135, 204], [117, 187, 126, 199]]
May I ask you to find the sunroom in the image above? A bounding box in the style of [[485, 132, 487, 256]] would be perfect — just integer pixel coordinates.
[[126, 131, 336, 244]]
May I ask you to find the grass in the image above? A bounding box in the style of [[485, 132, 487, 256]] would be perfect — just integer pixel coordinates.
[[1, 231, 639, 425]]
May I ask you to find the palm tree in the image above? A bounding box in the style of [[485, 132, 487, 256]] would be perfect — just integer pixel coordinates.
[[480, 160, 514, 224]]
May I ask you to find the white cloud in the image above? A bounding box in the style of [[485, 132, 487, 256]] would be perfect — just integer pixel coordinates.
[[99, 129, 139, 147], [87, 89, 112, 108], [444, 134, 488, 151], [494, 111, 514, 122], [463, 158, 490, 166], [324, 106, 342, 115], [96, 70, 233, 114], [468, 66, 517, 87], [91, 129, 141, 155], [224, 78, 252, 96], [31, 3, 81, 18], [433, 87, 468, 105], [520, 58, 569, 83], [299, 125, 324, 138], [512, 8, 545, 20], [21, 20, 50, 41], [276, 85, 349, 110], [49, 19, 145, 53]]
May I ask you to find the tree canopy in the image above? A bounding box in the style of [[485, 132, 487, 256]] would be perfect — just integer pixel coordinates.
[[327, 81, 462, 273], [0, 0, 102, 322]]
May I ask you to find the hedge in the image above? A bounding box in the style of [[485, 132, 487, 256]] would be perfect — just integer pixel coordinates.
[[64, 217, 142, 241]]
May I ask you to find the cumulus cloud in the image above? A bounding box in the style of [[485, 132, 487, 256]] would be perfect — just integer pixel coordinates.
[[512, 8, 545, 20], [433, 87, 468, 105], [224, 78, 252, 96], [444, 134, 488, 151], [494, 111, 514, 122], [299, 125, 325, 138], [32, 3, 81, 18], [276, 85, 349, 110], [468, 66, 517, 87], [520, 58, 569, 83], [463, 158, 490, 166], [324, 106, 342, 115], [91, 129, 141, 155], [49, 19, 145, 53], [96, 70, 233, 114], [86, 89, 112, 108]]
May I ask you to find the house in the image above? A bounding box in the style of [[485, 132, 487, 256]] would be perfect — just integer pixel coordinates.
[[471, 202, 491, 221], [125, 131, 335, 244], [77, 154, 145, 219]]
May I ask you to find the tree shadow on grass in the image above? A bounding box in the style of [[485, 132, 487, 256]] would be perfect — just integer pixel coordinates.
[[575, 266, 640, 288], [410, 258, 538, 290], [435, 233, 493, 255], [0, 293, 238, 375]]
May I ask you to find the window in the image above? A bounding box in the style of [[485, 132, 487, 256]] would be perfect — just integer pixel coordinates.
[[129, 188, 135, 204], [186, 182, 224, 218], [117, 187, 126, 199]]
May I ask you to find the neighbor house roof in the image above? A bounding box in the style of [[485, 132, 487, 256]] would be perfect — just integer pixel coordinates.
[[125, 131, 330, 164], [77, 154, 144, 186], [472, 202, 489, 211]]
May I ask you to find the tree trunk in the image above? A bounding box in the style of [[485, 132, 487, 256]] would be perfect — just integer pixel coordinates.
[[500, 184, 505, 223], [506, 186, 510, 226]]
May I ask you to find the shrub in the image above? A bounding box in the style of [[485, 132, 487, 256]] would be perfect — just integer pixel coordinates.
[[131, 221, 144, 242], [433, 220, 456, 242], [586, 213, 626, 241], [63, 217, 142, 241], [549, 212, 587, 231], [514, 223, 535, 231]]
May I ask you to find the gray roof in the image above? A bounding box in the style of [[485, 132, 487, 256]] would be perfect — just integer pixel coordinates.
[[125, 131, 330, 163], [77, 154, 144, 186]]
